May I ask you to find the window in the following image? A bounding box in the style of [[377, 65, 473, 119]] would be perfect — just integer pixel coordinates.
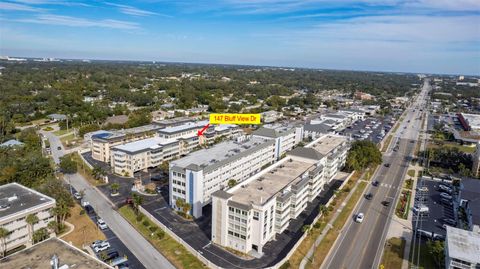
[[253, 212, 259, 220]]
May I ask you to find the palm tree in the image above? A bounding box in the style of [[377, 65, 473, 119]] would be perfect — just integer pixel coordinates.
[[92, 165, 106, 181], [132, 193, 143, 215], [0, 227, 9, 258], [319, 205, 328, 220], [26, 214, 39, 244], [32, 228, 49, 244], [51, 201, 70, 231], [47, 220, 59, 235], [110, 183, 120, 194]]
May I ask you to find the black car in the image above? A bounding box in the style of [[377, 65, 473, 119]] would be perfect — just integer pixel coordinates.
[[100, 250, 119, 262], [384, 163, 390, 167], [84, 205, 95, 215], [382, 201, 391, 206], [365, 193, 373, 200], [372, 180, 379, 187], [57, 146, 62, 150]]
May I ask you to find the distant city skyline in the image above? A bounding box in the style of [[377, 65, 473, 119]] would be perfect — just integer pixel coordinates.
[[1, 0, 479, 75]]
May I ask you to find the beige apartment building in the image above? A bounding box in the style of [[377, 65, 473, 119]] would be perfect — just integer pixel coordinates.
[[0, 183, 56, 254]]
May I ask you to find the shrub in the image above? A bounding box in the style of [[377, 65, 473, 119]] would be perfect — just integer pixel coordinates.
[[313, 222, 321, 229], [79, 209, 85, 215], [136, 215, 143, 222], [279, 261, 291, 269], [156, 230, 165, 239], [149, 226, 158, 233], [142, 220, 150, 227]]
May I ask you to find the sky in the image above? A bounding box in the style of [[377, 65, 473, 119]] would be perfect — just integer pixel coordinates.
[[0, 0, 479, 75]]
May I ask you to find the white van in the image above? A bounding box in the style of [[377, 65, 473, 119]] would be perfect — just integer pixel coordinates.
[[413, 205, 429, 214]]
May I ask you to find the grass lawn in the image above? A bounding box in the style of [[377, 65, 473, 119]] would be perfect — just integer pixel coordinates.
[[409, 241, 439, 269], [306, 181, 367, 269], [380, 237, 406, 269], [119, 206, 207, 269], [43, 126, 54, 131], [404, 179, 414, 190], [61, 204, 106, 249], [382, 135, 393, 152], [407, 170, 416, 178], [60, 133, 83, 148], [54, 129, 73, 136], [428, 141, 476, 154]]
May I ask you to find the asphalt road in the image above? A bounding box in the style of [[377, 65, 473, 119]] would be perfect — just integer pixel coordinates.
[[41, 130, 175, 269], [321, 80, 430, 269]]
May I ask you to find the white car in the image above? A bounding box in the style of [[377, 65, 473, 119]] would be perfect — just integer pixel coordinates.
[[355, 213, 364, 223], [94, 241, 110, 252], [91, 240, 104, 249], [97, 219, 108, 230], [73, 192, 82, 200]]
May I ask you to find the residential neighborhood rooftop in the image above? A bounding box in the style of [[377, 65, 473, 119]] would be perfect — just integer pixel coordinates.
[[310, 135, 348, 155], [113, 136, 180, 154], [446, 226, 480, 265]]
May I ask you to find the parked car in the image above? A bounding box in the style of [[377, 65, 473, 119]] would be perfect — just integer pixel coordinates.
[[443, 218, 457, 226], [440, 192, 453, 200], [84, 205, 94, 215], [100, 249, 119, 262], [384, 163, 391, 167], [417, 186, 429, 192], [413, 205, 429, 214], [73, 192, 82, 200], [439, 184, 452, 194], [440, 198, 453, 205], [372, 180, 379, 187], [91, 240, 104, 249], [355, 213, 365, 223], [365, 193, 373, 200], [97, 219, 108, 230], [94, 241, 110, 252]]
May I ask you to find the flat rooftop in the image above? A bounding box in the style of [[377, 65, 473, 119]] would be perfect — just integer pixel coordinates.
[[0, 238, 112, 269], [462, 113, 480, 130], [0, 183, 55, 220], [230, 158, 313, 206], [113, 136, 180, 154], [171, 136, 272, 173], [92, 124, 162, 140], [446, 226, 480, 264], [310, 135, 347, 155], [158, 120, 208, 134]]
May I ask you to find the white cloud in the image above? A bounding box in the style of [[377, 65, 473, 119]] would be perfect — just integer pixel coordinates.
[[0, 2, 46, 12], [105, 3, 172, 17], [15, 14, 140, 29], [9, 0, 91, 7]]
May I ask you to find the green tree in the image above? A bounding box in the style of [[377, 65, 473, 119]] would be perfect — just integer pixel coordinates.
[[110, 183, 120, 194], [91, 165, 106, 181], [32, 227, 49, 244], [59, 155, 77, 174], [26, 213, 39, 244], [51, 200, 70, 230], [0, 227, 9, 258], [319, 204, 328, 220], [131, 193, 144, 215], [426, 240, 445, 267], [227, 179, 237, 188], [345, 140, 382, 172]]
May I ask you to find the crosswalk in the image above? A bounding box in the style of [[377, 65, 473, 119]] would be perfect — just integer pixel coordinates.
[[379, 183, 400, 189]]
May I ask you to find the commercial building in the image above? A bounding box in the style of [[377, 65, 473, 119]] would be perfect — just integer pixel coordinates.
[[0, 183, 56, 254], [444, 225, 480, 269], [0, 237, 113, 269], [473, 142, 480, 178], [110, 121, 241, 177], [169, 136, 277, 218], [211, 134, 349, 254], [252, 124, 304, 159]]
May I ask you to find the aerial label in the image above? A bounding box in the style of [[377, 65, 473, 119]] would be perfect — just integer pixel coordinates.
[[209, 113, 261, 124]]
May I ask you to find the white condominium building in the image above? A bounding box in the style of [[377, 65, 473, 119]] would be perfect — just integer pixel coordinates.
[[169, 136, 277, 218], [211, 134, 349, 254], [110, 121, 241, 177], [0, 183, 56, 254], [445, 225, 480, 269], [252, 125, 304, 160], [91, 124, 163, 163]]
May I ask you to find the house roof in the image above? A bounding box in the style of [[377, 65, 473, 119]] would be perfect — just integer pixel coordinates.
[[0, 139, 24, 147]]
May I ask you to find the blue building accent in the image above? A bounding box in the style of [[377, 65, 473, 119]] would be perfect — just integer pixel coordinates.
[[189, 172, 194, 215]]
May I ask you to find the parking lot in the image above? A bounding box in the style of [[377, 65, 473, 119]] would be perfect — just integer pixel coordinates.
[[411, 177, 457, 240], [70, 186, 146, 269], [341, 116, 395, 144]]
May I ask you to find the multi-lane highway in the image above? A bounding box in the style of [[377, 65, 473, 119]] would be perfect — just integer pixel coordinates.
[[321, 80, 430, 269]]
